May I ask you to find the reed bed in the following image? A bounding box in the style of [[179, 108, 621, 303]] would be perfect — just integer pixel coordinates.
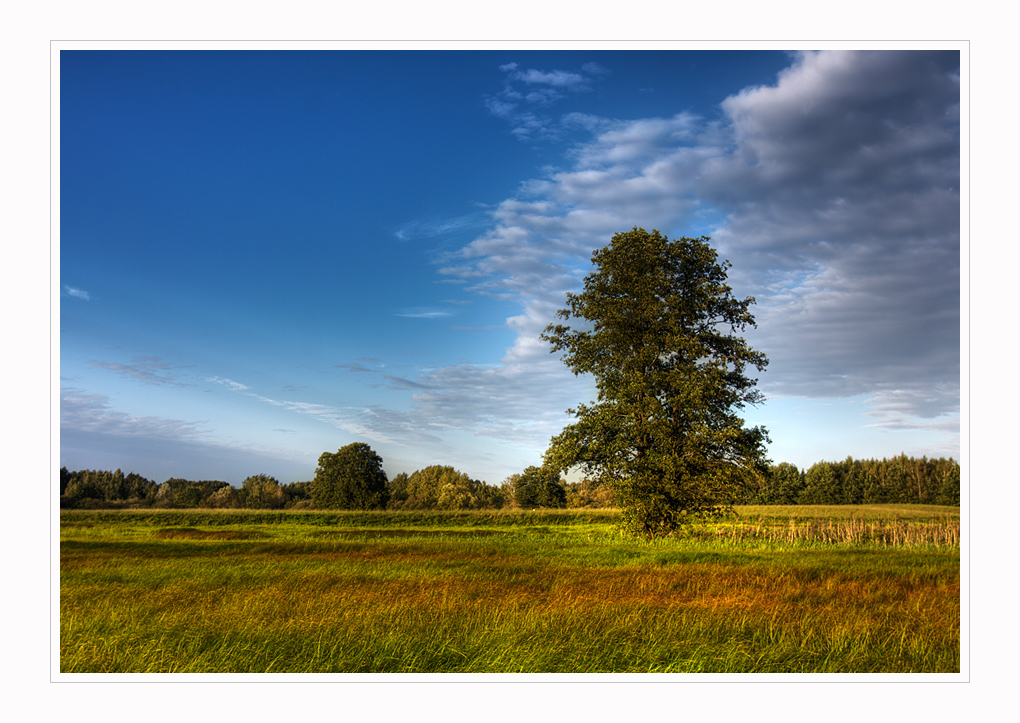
[[695, 516, 960, 548]]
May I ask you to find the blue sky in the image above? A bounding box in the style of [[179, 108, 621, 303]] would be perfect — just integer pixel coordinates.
[[58, 48, 962, 486]]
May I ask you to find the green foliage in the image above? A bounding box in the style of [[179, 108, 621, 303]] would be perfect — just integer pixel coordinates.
[[934, 461, 961, 506], [154, 478, 229, 508], [60, 468, 159, 507], [387, 465, 505, 510], [753, 462, 804, 504], [206, 485, 244, 509], [400, 466, 473, 509], [386, 472, 411, 508], [563, 478, 616, 508], [240, 474, 285, 509], [311, 443, 388, 509], [56, 450, 959, 514], [800, 461, 840, 505], [541, 228, 770, 537], [737, 456, 961, 506], [508, 466, 567, 508], [281, 481, 313, 508]]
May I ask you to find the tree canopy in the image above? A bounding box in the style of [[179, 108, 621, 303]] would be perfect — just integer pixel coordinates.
[[311, 443, 388, 509], [240, 474, 285, 509], [506, 466, 567, 509], [390, 465, 481, 509], [541, 228, 770, 536]]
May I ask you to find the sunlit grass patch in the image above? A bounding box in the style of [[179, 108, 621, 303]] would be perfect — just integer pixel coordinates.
[[60, 506, 960, 674]]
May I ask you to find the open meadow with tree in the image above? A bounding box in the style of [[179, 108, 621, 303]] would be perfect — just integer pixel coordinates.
[[60, 229, 960, 674], [60, 505, 959, 673]]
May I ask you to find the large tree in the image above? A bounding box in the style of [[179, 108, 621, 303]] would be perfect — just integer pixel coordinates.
[[312, 443, 388, 509], [541, 228, 770, 537]]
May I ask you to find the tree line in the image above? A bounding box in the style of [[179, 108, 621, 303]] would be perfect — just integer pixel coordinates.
[[744, 454, 960, 506], [59, 448, 958, 511]]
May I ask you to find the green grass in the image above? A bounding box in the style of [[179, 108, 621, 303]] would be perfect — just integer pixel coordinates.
[[60, 506, 960, 674]]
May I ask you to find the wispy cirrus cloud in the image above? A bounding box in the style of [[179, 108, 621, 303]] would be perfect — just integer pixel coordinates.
[[63, 285, 90, 300], [393, 211, 489, 242], [61, 387, 206, 441], [91, 357, 189, 387], [208, 375, 403, 446], [485, 61, 610, 142], [206, 376, 248, 392], [394, 308, 452, 319], [334, 361, 381, 373], [60, 387, 311, 483]]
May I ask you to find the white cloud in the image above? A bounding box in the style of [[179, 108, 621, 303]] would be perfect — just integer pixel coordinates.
[[61, 388, 206, 441], [64, 285, 90, 300], [207, 376, 249, 392], [864, 387, 960, 430], [57, 51, 963, 482], [59, 387, 312, 483], [208, 374, 410, 448], [485, 61, 609, 142], [704, 50, 960, 420], [90, 357, 188, 387], [444, 49, 960, 447], [147, 51, 960, 479], [513, 68, 589, 90], [393, 211, 487, 242], [394, 309, 452, 319]]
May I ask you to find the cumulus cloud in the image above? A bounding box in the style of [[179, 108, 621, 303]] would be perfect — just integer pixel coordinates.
[[160, 51, 959, 477], [705, 50, 960, 420], [439, 49, 960, 445]]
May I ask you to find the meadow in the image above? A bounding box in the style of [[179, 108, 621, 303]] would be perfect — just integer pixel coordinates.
[[59, 505, 960, 674]]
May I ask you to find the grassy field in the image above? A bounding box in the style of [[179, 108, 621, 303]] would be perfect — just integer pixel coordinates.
[[59, 505, 960, 674]]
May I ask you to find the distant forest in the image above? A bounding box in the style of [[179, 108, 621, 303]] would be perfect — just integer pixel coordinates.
[[60, 454, 960, 510]]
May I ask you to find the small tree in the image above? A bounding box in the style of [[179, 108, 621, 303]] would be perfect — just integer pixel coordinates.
[[281, 481, 313, 508], [124, 472, 158, 504], [386, 472, 411, 509], [513, 466, 567, 508], [564, 478, 615, 508], [541, 228, 770, 537], [62, 471, 104, 507], [767, 462, 805, 505], [207, 485, 244, 509], [934, 459, 960, 506], [240, 474, 285, 509], [312, 443, 388, 509], [400, 465, 482, 510], [799, 462, 840, 504]]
